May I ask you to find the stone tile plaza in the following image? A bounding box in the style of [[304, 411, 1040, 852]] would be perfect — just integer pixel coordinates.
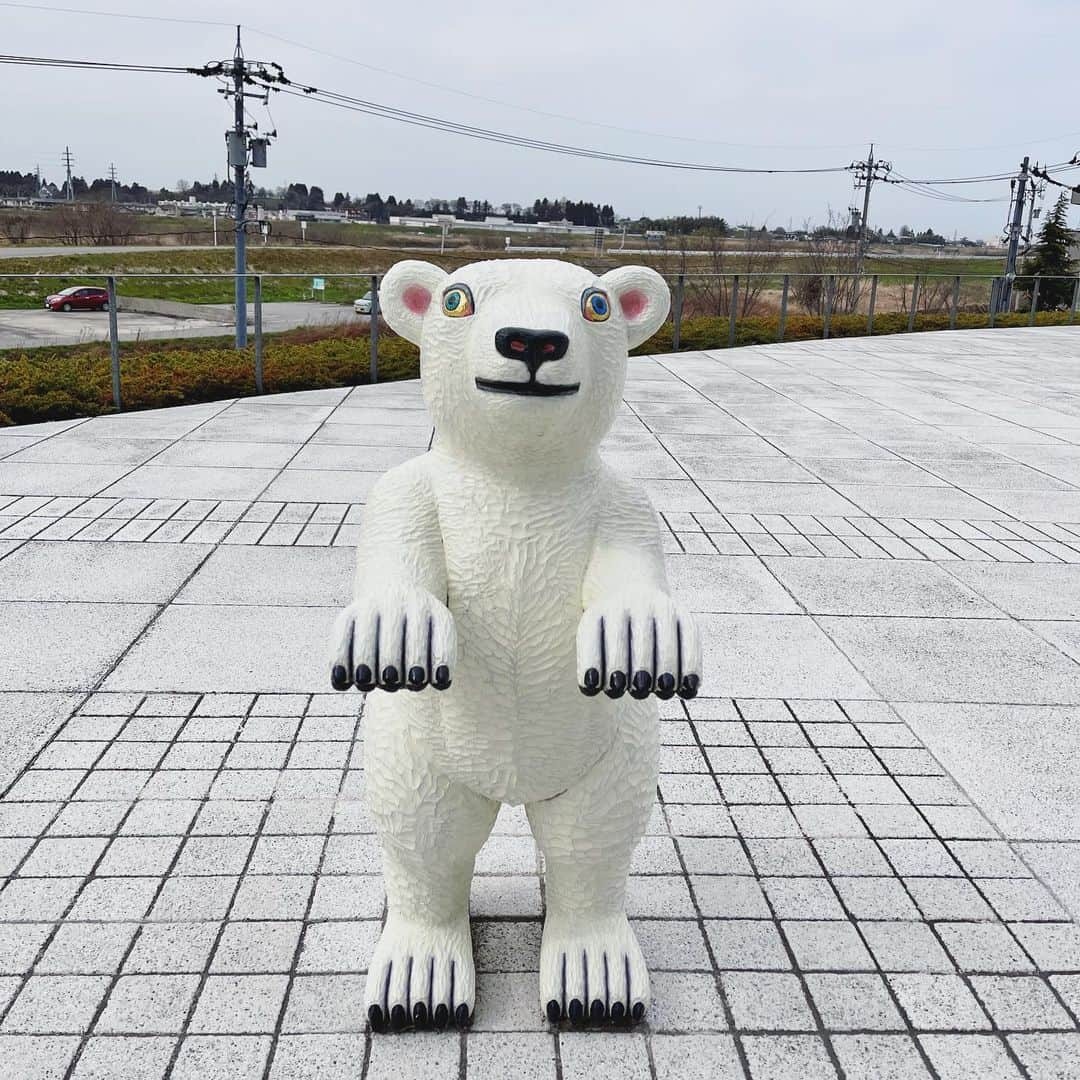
[[2, 326, 1080, 1079]]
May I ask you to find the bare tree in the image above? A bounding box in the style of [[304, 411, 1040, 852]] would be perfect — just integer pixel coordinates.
[[47, 204, 134, 246], [792, 212, 864, 316], [690, 227, 782, 317], [0, 214, 31, 244], [898, 273, 952, 314]]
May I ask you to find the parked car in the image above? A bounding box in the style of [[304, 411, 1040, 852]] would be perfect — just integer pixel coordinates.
[[44, 286, 110, 312], [353, 291, 373, 315]]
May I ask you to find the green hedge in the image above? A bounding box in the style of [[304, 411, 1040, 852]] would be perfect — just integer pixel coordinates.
[[634, 309, 1074, 354], [0, 327, 420, 426], [1, 311, 1076, 426]]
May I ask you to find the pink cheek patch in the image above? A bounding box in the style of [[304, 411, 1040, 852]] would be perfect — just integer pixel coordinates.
[[402, 284, 432, 315], [619, 289, 648, 320]]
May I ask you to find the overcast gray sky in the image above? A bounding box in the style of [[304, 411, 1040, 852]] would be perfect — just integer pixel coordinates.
[[3, 0, 1079, 239]]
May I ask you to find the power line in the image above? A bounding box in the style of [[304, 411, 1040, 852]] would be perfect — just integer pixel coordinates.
[[0, 1, 233, 27], [267, 81, 852, 175], [0, 53, 200, 74]]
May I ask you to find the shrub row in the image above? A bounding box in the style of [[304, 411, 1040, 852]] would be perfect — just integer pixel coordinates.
[[1, 311, 1075, 426]]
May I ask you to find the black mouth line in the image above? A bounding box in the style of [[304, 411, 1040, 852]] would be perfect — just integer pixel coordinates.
[[475, 377, 580, 397]]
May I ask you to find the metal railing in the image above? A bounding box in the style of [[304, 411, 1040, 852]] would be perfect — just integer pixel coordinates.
[[2, 270, 1078, 413]]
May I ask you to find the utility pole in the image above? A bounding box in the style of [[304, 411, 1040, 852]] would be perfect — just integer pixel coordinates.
[[62, 145, 74, 201], [1000, 155, 1030, 314], [198, 29, 276, 348], [108, 163, 118, 203], [850, 143, 891, 274], [229, 27, 248, 347]]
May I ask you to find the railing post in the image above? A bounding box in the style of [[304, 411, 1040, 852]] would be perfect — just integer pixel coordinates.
[[106, 276, 121, 412], [254, 275, 264, 394], [778, 274, 789, 342], [672, 273, 684, 351], [370, 274, 380, 384], [950, 276, 960, 330], [989, 279, 998, 328], [1029, 277, 1041, 326], [907, 275, 921, 333], [867, 274, 878, 336], [1071, 277, 1080, 326], [728, 275, 738, 347], [822, 275, 834, 339]]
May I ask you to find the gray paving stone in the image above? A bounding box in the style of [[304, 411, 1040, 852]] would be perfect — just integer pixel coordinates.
[[919, 1034, 1023, 1080], [831, 1034, 932, 1079], [95, 974, 200, 1033], [2, 975, 110, 1034], [0, 542, 208, 603], [740, 1034, 838, 1080], [651, 1033, 744, 1079], [1007, 1033, 1080, 1080], [267, 1033, 368, 1079], [558, 1031, 651, 1080], [466, 1031, 557, 1080], [171, 1034, 271, 1080], [887, 973, 992, 1031], [0, 1034, 80, 1080], [103, 606, 337, 693], [0, 602, 159, 692]]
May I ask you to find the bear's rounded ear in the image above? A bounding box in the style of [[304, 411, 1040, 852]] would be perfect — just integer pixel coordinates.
[[379, 260, 449, 345], [599, 265, 671, 349]]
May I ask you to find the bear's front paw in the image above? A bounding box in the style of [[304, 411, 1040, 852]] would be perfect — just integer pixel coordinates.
[[576, 591, 701, 701], [330, 587, 456, 693]]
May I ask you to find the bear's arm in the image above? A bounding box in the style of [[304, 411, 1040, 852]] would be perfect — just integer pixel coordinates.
[[581, 469, 669, 607], [352, 456, 448, 599]]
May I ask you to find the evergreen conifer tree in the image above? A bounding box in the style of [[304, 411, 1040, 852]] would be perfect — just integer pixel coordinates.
[[1018, 192, 1076, 311]]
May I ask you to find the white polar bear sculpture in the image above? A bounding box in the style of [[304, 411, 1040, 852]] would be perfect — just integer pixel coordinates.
[[329, 258, 702, 1032]]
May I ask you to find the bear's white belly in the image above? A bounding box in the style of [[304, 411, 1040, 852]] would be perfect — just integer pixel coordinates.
[[414, 461, 618, 803]]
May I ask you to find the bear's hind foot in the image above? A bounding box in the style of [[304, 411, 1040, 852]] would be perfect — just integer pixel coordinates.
[[539, 911, 649, 1025], [365, 914, 474, 1032]]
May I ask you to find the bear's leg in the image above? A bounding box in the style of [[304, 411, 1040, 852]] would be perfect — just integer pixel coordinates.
[[363, 701, 499, 1032], [526, 698, 659, 1025]]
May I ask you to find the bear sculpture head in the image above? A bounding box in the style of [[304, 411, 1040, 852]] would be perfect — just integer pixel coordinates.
[[379, 259, 670, 470]]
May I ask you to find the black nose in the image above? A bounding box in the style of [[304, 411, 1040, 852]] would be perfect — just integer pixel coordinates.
[[494, 327, 569, 375]]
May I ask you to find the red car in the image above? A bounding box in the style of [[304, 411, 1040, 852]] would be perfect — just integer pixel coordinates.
[[44, 286, 110, 312]]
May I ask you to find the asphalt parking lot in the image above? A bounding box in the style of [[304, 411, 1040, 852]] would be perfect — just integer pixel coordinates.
[[0, 302, 363, 349]]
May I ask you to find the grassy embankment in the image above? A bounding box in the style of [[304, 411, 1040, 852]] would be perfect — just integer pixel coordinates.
[[0, 243, 1009, 310]]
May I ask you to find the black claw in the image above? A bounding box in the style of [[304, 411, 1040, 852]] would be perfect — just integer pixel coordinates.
[[390, 1003, 406, 1031], [631, 1001, 645, 1023], [354, 663, 375, 692], [630, 670, 652, 699], [433, 1003, 449, 1030], [546, 999, 561, 1023], [331, 664, 350, 691], [367, 1004, 385, 1031], [413, 1002, 428, 1029], [604, 670, 627, 699], [590, 998, 606, 1021], [381, 665, 400, 690], [568, 998, 584, 1024], [678, 673, 700, 699], [655, 672, 676, 699], [407, 665, 427, 690], [610, 1001, 625, 1022], [454, 1003, 472, 1028], [433, 665, 451, 690], [582, 668, 602, 696]]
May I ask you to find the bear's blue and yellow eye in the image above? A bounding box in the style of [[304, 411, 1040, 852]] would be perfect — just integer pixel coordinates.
[[581, 288, 611, 322], [442, 284, 475, 318]]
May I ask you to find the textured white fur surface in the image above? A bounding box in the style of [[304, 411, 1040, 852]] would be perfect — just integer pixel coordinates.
[[329, 258, 702, 1030]]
